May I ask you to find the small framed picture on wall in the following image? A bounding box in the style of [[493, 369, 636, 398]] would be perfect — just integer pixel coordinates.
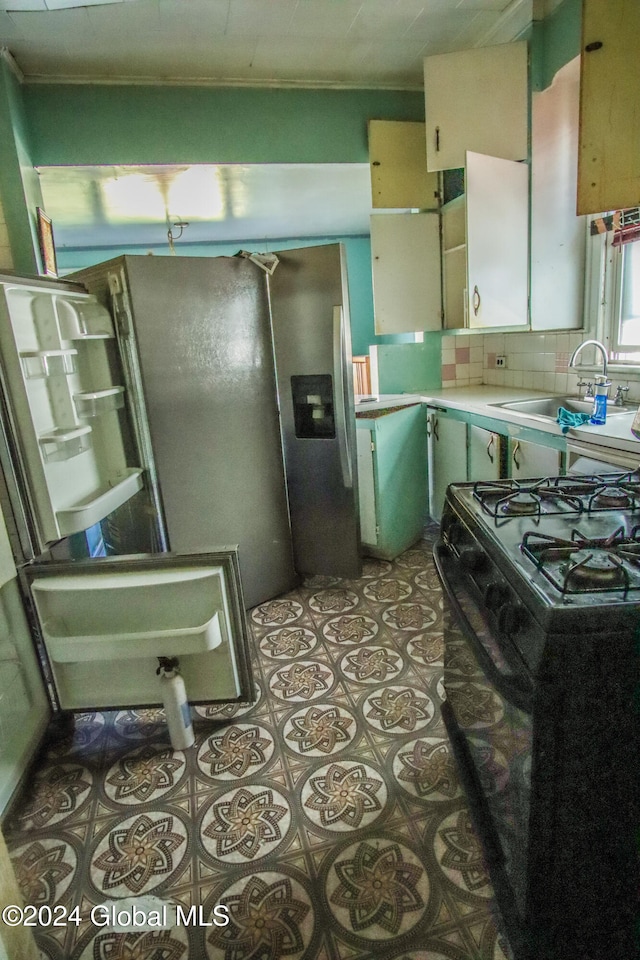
[[36, 207, 57, 278]]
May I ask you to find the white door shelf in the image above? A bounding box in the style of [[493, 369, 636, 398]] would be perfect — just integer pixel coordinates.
[[55, 297, 115, 340], [55, 468, 143, 536], [73, 386, 125, 418], [20, 349, 78, 379], [32, 566, 227, 663], [38, 425, 92, 463]]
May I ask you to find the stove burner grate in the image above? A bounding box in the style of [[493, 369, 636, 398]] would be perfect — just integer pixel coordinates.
[[521, 526, 640, 596], [473, 478, 584, 523]]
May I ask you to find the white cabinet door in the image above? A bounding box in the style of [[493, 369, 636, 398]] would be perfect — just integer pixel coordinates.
[[468, 425, 502, 482], [424, 42, 528, 172], [371, 213, 442, 334], [466, 152, 529, 328], [427, 409, 467, 521], [509, 439, 562, 480], [356, 426, 377, 547], [531, 56, 585, 330], [368, 120, 439, 209]]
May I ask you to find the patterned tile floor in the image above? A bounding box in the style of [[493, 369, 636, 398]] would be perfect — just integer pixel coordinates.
[[4, 530, 512, 960]]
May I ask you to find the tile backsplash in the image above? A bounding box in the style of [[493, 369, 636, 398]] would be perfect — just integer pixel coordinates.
[[441, 332, 640, 404]]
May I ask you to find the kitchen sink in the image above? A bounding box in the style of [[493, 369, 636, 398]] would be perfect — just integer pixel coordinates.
[[492, 396, 636, 419]]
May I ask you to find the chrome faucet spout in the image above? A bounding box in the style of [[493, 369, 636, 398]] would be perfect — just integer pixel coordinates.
[[568, 339, 609, 380]]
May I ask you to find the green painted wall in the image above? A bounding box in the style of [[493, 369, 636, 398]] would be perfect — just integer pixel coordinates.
[[376, 336, 444, 394], [0, 61, 42, 273], [22, 85, 425, 166], [531, 0, 582, 91]]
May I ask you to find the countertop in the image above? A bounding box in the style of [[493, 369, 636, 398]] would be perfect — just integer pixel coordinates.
[[355, 387, 640, 458]]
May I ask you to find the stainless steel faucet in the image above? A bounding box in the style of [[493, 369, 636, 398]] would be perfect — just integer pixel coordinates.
[[568, 339, 609, 384]]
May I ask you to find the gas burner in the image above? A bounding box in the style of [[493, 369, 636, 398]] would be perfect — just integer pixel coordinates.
[[589, 486, 634, 511], [473, 478, 584, 523], [521, 526, 638, 596], [565, 549, 627, 591], [500, 492, 541, 516]]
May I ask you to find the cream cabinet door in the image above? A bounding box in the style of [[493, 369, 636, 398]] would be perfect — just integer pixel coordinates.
[[368, 120, 439, 210], [468, 425, 502, 482], [424, 42, 528, 172], [371, 213, 442, 334], [427, 408, 467, 521], [466, 152, 529, 328], [577, 0, 640, 215], [509, 439, 562, 480]]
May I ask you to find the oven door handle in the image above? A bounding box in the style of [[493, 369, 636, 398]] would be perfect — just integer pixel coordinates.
[[433, 543, 533, 713]]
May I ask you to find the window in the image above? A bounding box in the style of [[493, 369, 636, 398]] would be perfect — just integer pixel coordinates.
[[589, 216, 640, 366]]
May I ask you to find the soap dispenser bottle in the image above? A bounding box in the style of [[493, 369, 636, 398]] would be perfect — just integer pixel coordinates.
[[590, 375, 610, 425]]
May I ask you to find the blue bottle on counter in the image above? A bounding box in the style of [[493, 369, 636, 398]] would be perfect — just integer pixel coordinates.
[[590, 375, 610, 425]]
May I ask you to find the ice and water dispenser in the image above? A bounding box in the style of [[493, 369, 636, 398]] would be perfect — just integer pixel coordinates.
[[291, 375, 335, 439]]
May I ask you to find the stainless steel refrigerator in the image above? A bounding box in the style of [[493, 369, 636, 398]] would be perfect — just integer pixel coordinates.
[[0, 247, 360, 803]]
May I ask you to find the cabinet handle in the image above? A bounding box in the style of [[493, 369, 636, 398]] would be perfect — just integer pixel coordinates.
[[435, 126, 440, 152], [426, 415, 432, 437], [585, 41, 603, 52], [512, 441, 521, 471], [486, 433, 495, 463], [433, 417, 439, 442], [472, 285, 481, 317]]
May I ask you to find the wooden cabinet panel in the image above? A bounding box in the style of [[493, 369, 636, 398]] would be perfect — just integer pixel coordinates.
[[368, 120, 439, 209], [577, 0, 640, 215], [370, 213, 442, 334], [424, 42, 528, 172]]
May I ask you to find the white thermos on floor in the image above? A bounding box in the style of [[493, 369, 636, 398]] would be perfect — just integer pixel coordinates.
[[157, 658, 195, 750]]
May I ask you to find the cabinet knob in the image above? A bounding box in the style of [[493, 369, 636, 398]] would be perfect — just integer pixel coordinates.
[[584, 41, 603, 52]]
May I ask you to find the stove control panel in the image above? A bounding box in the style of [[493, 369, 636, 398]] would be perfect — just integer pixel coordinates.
[[441, 504, 543, 673]]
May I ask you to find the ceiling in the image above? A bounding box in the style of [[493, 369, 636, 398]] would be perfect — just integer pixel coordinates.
[[0, 0, 548, 89]]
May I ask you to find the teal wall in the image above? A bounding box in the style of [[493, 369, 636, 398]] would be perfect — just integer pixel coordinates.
[[22, 85, 425, 166], [531, 0, 582, 92], [0, 60, 42, 273]]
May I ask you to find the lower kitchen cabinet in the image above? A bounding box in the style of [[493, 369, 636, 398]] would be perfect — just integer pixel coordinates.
[[508, 437, 563, 479], [356, 403, 428, 560], [427, 406, 467, 522], [468, 424, 503, 482]]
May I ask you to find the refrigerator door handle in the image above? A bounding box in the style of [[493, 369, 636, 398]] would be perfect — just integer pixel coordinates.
[[333, 305, 353, 489]]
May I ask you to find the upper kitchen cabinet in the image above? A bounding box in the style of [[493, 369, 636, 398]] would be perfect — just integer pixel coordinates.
[[442, 152, 528, 329], [423, 42, 528, 172], [577, 0, 640, 214], [368, 120, 439, 209], [371, 212, 442, 334]]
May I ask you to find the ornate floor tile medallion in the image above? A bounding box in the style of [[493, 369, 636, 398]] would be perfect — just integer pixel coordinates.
[[15, 763, 92, 829], [340, 646, 403, 685], [9, 837, 77, 907], [300, 760, 387, 832], [259, 627, 317, 660], [251, 598, 304, 628], [324, 838, 429, 941], [268, 661, 335, 702], [382, 603, 438, 632], [433, 809, 494, 898], [283, 704, 357, 757], [321, 614, 378, 645], [206, 871, 314, 960], [197, 724, 275, 780], [104, 746, 185, 805], [91, 811, 189, 896], [201, 785, 291, 864], [391, 737, 462, 802], [363, 686, 435, 734]]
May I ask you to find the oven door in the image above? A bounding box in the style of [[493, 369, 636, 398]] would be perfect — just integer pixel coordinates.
[[434, 541, 533, 958], [566, 438, 639, 474]]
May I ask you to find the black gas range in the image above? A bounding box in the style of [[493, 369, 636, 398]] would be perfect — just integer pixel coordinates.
[[434, 473, 640, 960]]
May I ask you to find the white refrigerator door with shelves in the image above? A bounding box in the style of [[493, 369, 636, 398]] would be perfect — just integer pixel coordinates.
[[0, 274, 144, 556]]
